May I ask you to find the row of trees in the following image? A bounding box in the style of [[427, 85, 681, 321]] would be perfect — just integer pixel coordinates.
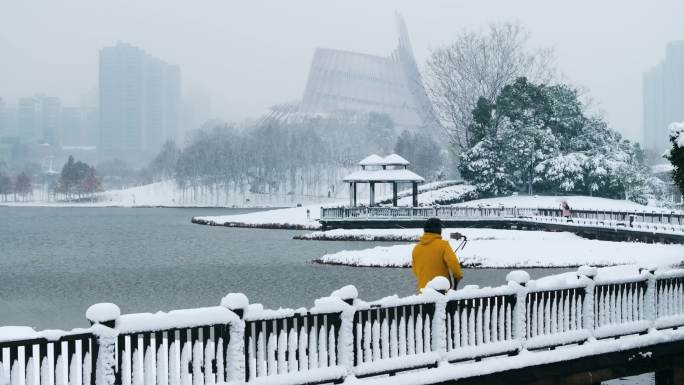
[[56, 155, 102, 201], [142, 111, 445, 205], [0, 172, 32, 201]]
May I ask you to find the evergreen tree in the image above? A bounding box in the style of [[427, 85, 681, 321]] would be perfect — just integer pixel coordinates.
[[665, 123, 684, 196], [459, 77, 653, 202]]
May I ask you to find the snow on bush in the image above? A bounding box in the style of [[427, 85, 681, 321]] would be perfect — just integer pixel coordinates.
[[670, 122, 684, 148]]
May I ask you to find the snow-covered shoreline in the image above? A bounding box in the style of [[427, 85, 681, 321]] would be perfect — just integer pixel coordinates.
[[192, 204, 327, 230], [312, 228, 684, 269]]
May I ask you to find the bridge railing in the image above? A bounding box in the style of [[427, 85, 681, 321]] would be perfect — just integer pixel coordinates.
[[0, 328, 101, 385], [3, 267, 684, 385], [320, 205, 684, 227]]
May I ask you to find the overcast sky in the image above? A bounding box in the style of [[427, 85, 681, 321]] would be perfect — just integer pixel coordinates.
[[1, 0, 682, 142]]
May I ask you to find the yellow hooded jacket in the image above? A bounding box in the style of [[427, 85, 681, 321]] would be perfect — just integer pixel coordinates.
[[411, 232, 463, 291]]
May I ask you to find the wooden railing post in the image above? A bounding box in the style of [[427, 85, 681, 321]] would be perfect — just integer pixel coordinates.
[[641, 267, 658, 331], [577, 266, 597, 341], [85, 303, 120, 385], [506, 271, 530, 353], [330, 285, 358, 379], [424, 280, 448, 365], [220, 293, 249, 384]]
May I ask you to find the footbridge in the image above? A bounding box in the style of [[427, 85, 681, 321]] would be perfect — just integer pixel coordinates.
[[2, 267, 684, 385], [320, 206, 684, 244]]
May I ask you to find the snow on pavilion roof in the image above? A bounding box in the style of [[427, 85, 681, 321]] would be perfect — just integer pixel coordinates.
[[359, 153, 411, 166], [358, 154, 385, 166], [343, 168, 425, 183], [382, 153, 410, 165]]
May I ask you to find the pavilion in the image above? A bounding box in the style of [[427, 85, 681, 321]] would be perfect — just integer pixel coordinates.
[[343, 154, 425, 207]]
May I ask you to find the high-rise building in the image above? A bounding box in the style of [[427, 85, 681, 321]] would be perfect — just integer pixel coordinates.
[[60, 107, 84, 147], [643, 41, 684, 155], [99, 42, 181, 161], [17, 97, 39, 143], [15, 95, 62, 145], [40, 96, 61, 145]]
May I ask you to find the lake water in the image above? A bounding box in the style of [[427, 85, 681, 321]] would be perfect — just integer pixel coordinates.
[[0, 207, 653, 384]]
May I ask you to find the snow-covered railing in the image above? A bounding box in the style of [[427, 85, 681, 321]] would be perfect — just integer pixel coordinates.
[[352, 294, 440, 377], [321, 205, 684, 226], [0, 328, 101, 385], [445, 286, 519, 361], [242, 305, 346, 384], [592, 271, 650, 339], [3, 267, 684, 385], [525, 282, 588, 349]]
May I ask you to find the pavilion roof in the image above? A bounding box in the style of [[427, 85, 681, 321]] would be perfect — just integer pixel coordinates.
[[382, 153, 410, 166], [358, 153, 411, 167], [343, 169, 425, 183], [358, 154, 385, 166]]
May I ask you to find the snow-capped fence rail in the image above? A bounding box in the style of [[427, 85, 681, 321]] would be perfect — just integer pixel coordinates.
[[3, 267, 684, 385], [0, 329, 100, 385], [321, 206, 684, 227]]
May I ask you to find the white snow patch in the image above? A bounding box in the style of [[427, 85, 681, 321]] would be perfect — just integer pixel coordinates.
[[455, 195, 677, 213], [315, 228, 684, 268], [194, 203, 334, 229], [220, 293, 249, 311], [425, 276, 450, 291], [86, 303, 121, 323]]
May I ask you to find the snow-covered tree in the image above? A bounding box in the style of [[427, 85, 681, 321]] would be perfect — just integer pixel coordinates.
[[665, 122, 684, 196], [459, 77, 652, 202]]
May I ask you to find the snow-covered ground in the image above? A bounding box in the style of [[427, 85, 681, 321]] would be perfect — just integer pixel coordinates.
[[394, 183, 476, 206], [3, 180, 342, 208], [314, 228, 684, 268], [193, 203, 330, 229], [455, 194, 679, 213]]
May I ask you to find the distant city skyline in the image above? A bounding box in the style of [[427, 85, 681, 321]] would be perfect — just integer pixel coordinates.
[[2, 1, 683, 143], [643, 41, 684, 155], [98, 41, 181, 161]]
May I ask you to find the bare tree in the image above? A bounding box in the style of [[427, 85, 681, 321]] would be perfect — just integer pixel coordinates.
[[424, 22, 555, 151]]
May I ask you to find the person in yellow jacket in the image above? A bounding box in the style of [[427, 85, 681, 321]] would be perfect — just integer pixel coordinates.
[[412, 217, 463, 292]]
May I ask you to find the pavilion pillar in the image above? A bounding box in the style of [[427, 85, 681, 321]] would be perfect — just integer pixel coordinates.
[[352, 183, 357, 207], [369, 182, 375, 206], [392, 182, 398, 207], [349, 183, 354, 207], [412, 182, 418, 207]]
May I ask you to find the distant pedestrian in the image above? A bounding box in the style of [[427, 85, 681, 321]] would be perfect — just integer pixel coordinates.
[[412, 218, 463, 292], [306, 209, 310, 221], [561, 201, 572, 221]]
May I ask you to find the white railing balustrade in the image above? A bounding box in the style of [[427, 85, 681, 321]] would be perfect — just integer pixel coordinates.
[[320, 206, 684, 231], [3, 267, 684, 385]]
